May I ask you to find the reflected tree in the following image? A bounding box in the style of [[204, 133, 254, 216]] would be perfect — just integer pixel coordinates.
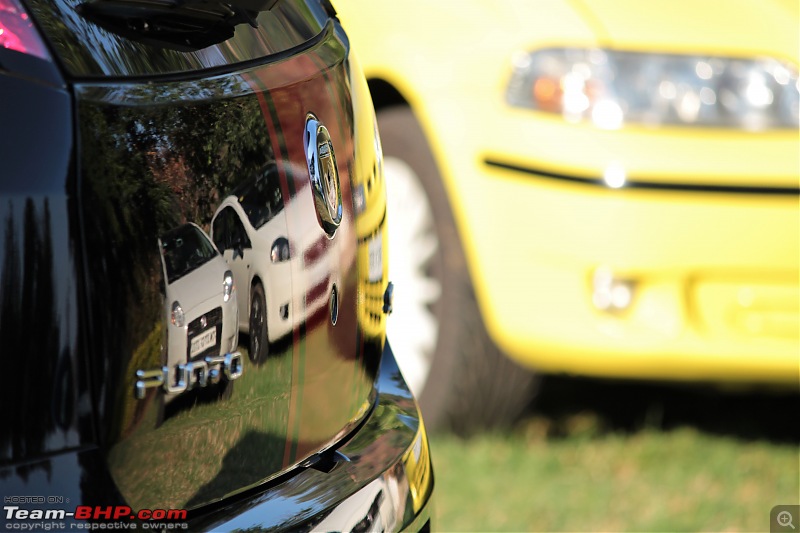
[[0, 199, 60, 476], [77, 82, 276, 442]]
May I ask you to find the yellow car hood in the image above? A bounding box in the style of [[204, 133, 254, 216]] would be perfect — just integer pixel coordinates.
[[571, 0, 798, 63]]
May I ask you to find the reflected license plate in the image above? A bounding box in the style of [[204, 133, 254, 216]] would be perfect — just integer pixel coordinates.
[[190, 327, 217, 358], [368, 234, 382, 283]]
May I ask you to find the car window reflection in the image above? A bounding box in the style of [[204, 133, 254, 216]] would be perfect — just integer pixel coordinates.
[[160, 223, 219, 283], [235, 167, 284, 230]]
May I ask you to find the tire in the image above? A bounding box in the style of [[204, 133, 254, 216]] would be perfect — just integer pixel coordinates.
[[249, 282, 269, 365], [379, 106, 539, 435]]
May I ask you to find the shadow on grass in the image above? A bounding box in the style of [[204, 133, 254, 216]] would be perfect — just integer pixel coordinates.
[[520, 376, 800, 444], [186, 431, 285, 509]]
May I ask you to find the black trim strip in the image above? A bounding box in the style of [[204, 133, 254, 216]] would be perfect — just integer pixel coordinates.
[[484, 158, 800, 196]]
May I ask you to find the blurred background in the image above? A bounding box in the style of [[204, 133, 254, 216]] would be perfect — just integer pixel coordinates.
[[337, 0, 799, 530]]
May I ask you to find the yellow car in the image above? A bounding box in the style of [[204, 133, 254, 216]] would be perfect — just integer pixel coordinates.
[[337, 0, 800, 432]]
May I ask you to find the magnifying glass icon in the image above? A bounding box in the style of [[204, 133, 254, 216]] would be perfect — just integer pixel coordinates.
[[778, 510, 796, 530]]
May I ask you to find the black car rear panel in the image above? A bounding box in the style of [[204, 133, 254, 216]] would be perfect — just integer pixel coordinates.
[[190, 342, 432, 532], [71, 25, 378, 511], [0, 343, 432, 532], [0, 0, 420, 525], [5, 0, 385, 513], [0, 71, 95, 465]]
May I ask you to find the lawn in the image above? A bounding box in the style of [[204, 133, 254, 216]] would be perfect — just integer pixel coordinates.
[[428, 378, 800, 532]]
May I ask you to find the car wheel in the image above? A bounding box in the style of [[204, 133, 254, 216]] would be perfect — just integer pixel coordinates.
[[249, 282, 269, 365], [379, 105, 539, 435]]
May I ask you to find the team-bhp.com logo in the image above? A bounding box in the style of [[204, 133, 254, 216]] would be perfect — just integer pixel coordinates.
[[4, 504, 188, 530]]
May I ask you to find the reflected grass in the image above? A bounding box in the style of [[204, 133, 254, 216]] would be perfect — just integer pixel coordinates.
[[109, 345, 294, 510]]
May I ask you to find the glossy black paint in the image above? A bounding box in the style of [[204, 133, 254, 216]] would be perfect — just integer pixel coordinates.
[[25, 0, 332, 78], [0, 48, 63, 87], [189, 342, 433, 531], [1, 0, 431, 528], [0, 72, 94, 465], [0, 343, 432, 532], [71, 21, 380, 509]]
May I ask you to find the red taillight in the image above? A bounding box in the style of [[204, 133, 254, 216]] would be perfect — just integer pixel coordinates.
[[0, 0, 49, 60]]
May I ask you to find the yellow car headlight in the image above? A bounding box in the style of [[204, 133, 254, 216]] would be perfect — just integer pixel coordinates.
[[506, 48, 799, 130]]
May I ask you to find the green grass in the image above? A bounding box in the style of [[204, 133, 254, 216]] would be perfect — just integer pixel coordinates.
[[430, 413, 799, 532]]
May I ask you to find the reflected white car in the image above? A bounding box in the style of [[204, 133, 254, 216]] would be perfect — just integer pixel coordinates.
[[211, 165, 343, 363], [159, 223, 239, 383]]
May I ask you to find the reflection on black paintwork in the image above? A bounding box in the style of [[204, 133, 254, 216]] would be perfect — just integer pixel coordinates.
[[231, 165, 285, 230], [0, 198, 87, 466], [158, 223, 238, 383], [71, 7, 381, 510], [24, 0, 331, 77], [211, 163, 343, 365], [351, 71, 390, 363], [76, 79, 295, 509], [118, 223, 244, 428], [161, 224, 219, 283], [187, 345, 430, 532], [109, 348, 293, 510], [0, 346, 432, 533], [1, 0, 434, 524], [0, 449, 119, 524], [213, 168, 288, 365]]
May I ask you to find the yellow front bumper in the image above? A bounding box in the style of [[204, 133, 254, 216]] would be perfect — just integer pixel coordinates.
[[431, 104, 799, 384], [479, 168, 797, 383]]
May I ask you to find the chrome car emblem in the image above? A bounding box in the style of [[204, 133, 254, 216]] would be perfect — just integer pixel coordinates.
[[304, 114, 343, 237], [200, 315, 207, 329], [135, 352, 243, 399]]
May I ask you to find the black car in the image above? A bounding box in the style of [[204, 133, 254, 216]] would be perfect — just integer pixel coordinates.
[[0, 0, 433, 530]]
